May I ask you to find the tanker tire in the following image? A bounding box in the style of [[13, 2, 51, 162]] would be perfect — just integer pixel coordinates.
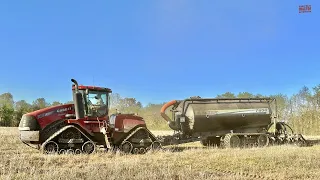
[[223, 134, 241, 148], [257, 134, 269, 147], [200, 139, 209, 146]]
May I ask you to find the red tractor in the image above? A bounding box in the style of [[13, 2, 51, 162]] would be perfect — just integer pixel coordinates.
[[18, 79, 161, 154]]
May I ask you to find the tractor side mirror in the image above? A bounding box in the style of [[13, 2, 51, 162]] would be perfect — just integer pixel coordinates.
[[85, 89, 89, 95]]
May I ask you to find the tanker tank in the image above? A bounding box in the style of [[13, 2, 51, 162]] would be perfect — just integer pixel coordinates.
[[176, 98, 275, 135], [160, 97, 280, 148]]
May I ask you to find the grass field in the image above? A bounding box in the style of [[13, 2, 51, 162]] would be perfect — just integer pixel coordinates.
[[1, 127, 320, 180]]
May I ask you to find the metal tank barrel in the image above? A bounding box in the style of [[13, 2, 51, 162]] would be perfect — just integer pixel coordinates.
[[161, 97, 277, 136]]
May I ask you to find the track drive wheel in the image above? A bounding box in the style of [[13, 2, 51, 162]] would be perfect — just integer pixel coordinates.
[[223, 134, 241, 148], [120, 141, 133, 153], [43, 141, 59, 154], [82, 141, 96, 154]]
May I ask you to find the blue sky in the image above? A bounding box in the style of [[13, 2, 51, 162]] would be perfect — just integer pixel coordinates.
[[0, 1, 319, 106]]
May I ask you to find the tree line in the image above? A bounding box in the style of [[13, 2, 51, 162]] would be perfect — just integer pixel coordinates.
[[1, 84, 320, 134]]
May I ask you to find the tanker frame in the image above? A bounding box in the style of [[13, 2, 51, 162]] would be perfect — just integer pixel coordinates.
[[159, 97, 309, 148]]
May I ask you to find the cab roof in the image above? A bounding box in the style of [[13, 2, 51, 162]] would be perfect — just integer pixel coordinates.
[[72, 85, 112, 92]]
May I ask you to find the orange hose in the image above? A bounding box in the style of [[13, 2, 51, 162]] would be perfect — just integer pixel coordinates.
[[160, 100, 177, 122]]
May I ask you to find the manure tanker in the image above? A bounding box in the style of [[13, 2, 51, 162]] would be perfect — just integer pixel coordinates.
[[159, 97, 309, 148]]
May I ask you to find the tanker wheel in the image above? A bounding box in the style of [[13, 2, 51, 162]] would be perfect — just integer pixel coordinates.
[[61, 128, 82, 139], [43, 141, 59, 154], [120, 141, 133, 153], [257, 134, 269, 147], [224, 134, 241, 148], [82, 141, 96, 154]]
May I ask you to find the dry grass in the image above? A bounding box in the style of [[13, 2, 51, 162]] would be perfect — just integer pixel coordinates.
[[1, 127, 320, 180]]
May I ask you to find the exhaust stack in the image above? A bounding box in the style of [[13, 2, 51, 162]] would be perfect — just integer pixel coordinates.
[[71, 79, 85, 119], [71, 79, 79, 92]]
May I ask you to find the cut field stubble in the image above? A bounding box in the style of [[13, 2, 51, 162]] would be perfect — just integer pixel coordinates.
[[1, 127, 320, 180]]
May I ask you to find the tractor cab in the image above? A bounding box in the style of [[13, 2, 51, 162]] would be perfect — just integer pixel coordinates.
[[71, 79, 112, 119]]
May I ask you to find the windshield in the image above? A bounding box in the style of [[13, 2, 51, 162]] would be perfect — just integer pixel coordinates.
[[88, 91, 107, 105], [74, 90, 109, 118], [87, 90, 109, 117]]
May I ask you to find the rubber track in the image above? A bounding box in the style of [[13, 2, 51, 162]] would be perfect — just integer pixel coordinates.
[[41, 125, 95, 152], [120, 127, 159, 146]]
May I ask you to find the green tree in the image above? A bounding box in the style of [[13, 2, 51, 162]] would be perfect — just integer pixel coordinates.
[[51, 101, 62, 106], [216, 92, 236, 98], [269, 94, 288, 119], [32, 98, 49, 111], [312, 84, 320, 108], [116, 97, 143, 114], [141, 103, 170, 130], [237, 92, 254, 98], [254, 94, 265, 98], [0, 104, 15, 126], [13, 100, 32, 127], [110, 93, 122, 108], [0, 93, 14, 109], [65, 101, 74, 104]]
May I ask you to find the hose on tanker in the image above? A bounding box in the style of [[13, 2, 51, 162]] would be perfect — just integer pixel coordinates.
[[160, 100, 180, 130]]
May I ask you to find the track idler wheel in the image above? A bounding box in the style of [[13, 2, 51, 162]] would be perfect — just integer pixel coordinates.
[[132, 148, 139, 154], [82, 141, 96, 154], [257, 134, 269, 147], [120, 141, 133, 153], [75, 149, 82, 154], [59, 149, 67, 154], [67, 149, 75, 154], [43, 141, 59, 154], [139, 148, 146, 154]]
